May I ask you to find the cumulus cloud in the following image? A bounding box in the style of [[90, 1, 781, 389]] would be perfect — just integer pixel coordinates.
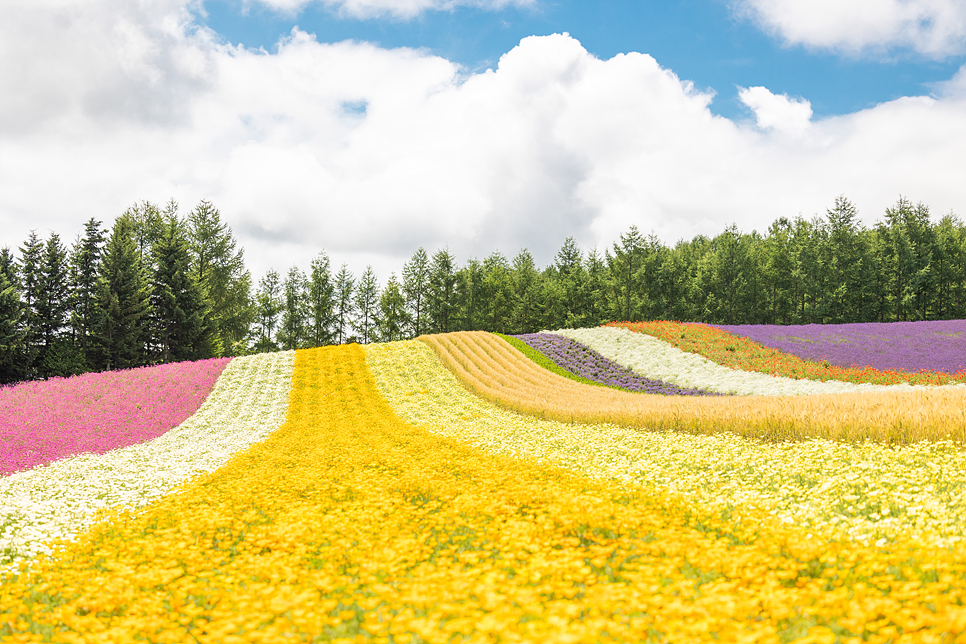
[[2, 0, 966, 281], [251, 0, 534, 20], [732, 0, 966, 58], [738, 86, 812, 134]]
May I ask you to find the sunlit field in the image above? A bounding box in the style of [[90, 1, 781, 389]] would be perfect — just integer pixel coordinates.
[[3, 322, 966, 643]]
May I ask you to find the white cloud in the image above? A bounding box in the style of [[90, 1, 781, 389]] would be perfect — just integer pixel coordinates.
[[2, 0, 966, 283], [732, 0, 966, 58], [738, 86, 812, 134], [251, 0, 534, 20]]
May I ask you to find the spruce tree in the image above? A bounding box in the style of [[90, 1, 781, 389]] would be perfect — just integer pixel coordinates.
[[307, 252, 336, 347], [150, 218, 214, 363], [92, 217, 152, 371], [402, 248, 429, 337], [278, 266, 308, 351], [69, 218, 106, 367], [187, 200, 253, 356], [378, 273, 409, 342], [426, 248, 457, 334], [353, 265, 379, 344], [0, 249, 25, 384], [253, 270, 282, 353], [35, 233, 71, 371], [17, 231, 44, 376], [333, 264, 355, 344]]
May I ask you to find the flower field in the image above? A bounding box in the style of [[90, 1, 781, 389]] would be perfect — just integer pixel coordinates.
[[3, 322, 966, 642]]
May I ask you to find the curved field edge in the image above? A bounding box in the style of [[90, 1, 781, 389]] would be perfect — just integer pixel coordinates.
[[0, 357, 231, 476], [419, 331, 966, 444], [0, 350, 295, 570], [615, 320, 966, 386], [495, 332, 608, 388], [553, 326, 966, 397], [6, 345, 966, 642], [367, 339, 966, 547]]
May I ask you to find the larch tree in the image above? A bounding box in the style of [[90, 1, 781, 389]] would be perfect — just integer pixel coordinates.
[[333, 264, 355, 344], [69, 218, 105, 368], [253, 270, 282, 354], [278, 266, 308, 351], [402, 248, 430, 337], [378, 273, 409, 342], [306, 251, 336, 347], [353, 265, 380, 344]]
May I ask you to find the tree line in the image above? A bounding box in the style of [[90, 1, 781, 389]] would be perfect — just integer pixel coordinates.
[[2, 194, 965, 384]]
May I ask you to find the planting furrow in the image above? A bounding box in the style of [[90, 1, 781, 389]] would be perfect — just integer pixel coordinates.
[[420, 330, 966, 443], [6, 344, 966, 642], [0, 350, 294, 569], [366, 339, 966, 546]]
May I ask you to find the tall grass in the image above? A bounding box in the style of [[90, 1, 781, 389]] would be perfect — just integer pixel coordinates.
[[419, 331, 966, 444]]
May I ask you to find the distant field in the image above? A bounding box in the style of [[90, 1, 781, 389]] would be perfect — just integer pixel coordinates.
[[3, 321, 966, 643]]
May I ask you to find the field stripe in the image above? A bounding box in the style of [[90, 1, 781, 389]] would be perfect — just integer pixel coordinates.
[[553, 326, 964, 395], [5, 344, 966, 642], [367, 338, 966, 546], [419, 330, 966, 444], [0, 350, 294, 570]]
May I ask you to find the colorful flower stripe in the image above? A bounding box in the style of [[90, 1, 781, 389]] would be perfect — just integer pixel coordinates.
[[716, 319, 966, 375], [0, 351, 294, 570], [421, 330, 966, 444], [7, 345, 966, 642], [513, 332, 718, 396], [0, 358, 231, 476], [612, 320, 966, 386], [366, 339, 966, 547], [553, 326, 962, 396]]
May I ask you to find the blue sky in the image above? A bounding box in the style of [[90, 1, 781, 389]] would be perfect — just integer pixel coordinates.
[[196, 0, 965, 120], [2, 0, 966, 279]]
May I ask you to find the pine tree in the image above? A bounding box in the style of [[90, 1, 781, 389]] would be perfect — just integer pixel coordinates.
[[511, 249, 540, 333], [92, 217, 152, 371], [334, 265, 355, 344], [253, 270, 282, 354], [402, 248, 430, 337], [306, 252, 336, 347], [353, 265, 380, 344], [278, 266, 308, 350], [186, 200, 253, 356], [150, 218, 214, 362], [606, 226, 646, 322], [69, 218, 106, 368], [0, 248, 26, 384], [378, 273, 409, 342]]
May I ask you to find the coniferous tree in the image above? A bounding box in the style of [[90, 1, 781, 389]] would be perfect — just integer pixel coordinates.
[[511, 249, 540, 333], [186, 200, 253, 356], [480, 252, 513, 333], [37, 233, 82, 377], [92, 217, 152, 371], [334, 264, 355, 344], [278, 266, 308, 351], [553, 237, 588, 328], [454, 258, 484, 332], [69, 218, 106, 367], [0, 248, 25, 384], [123, 201, 165, 271], [307, 252, 336, 347], [402, 248, 430, 337], [353, 265, 379, 344], [426, 248, 457, 334], [150, 218, 214, 362], [378, 273, 409, 342], [253, 270, 282, 354], [606, 226, 646, 323], [16, 231, 44, 377]]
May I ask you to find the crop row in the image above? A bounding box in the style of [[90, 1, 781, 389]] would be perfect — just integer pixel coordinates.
[[421, 330, 966, 443], [618, 320, 966, 386], [6, 344, 966, 642], [0, 351, 294, 570]]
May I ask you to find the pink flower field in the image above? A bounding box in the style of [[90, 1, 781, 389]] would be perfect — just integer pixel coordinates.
[[0, 358, 231, 476]]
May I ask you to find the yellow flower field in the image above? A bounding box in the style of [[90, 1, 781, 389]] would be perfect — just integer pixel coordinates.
[[4, 343, 966, 642]]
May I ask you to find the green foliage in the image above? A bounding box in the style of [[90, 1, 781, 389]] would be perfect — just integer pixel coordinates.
[[378, 273, 409, 342], [333, 264, 354, 345], [253, 270, 282, 353], [68, 218, 105, 369], [307, 252, 336, 347], [92, 217, 152, 371], [402, 248, 430, 337], [0, 251, 25, 384], [353, 265, 380, 344]]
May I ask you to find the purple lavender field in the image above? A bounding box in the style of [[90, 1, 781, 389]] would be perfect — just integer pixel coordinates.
[[514, 332, 718, 396], [715, 320, 966, 374]]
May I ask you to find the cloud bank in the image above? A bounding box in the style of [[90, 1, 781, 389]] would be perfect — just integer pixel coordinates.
[[2, 0, 966, 281], [248, 0, 534, 19], [732, 0, 966, 58]]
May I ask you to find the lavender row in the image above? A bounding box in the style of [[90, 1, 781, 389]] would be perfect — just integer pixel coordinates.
[[513, 332, 720, 396], [715, 320, 966, 374]]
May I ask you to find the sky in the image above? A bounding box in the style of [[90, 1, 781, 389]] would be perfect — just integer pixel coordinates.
[[2, 0, 966, 282]]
